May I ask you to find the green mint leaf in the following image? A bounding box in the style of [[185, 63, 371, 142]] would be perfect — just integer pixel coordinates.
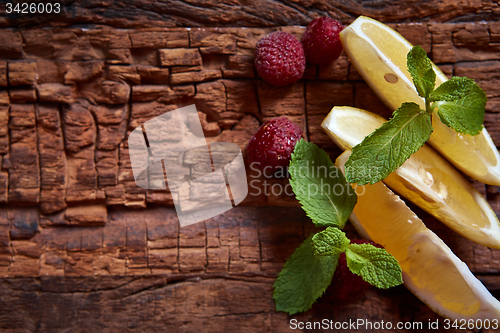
[[428, 76, 486, 135], [345, 243, 403, 289], [345, 102, 432, 185], [289, 139, 357, 228], [273, 236, 339, 315], [312, 227, 350, 256], [407, 45, 436, 98]]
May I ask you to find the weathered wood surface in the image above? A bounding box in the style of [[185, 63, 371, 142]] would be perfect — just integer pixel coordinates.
[[1, 0, 500, 28], [1, 14, 500, 333]]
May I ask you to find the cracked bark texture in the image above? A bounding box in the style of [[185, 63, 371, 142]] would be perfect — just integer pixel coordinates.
[[2, 0, 500, 28], [0, 12, 500, 333]]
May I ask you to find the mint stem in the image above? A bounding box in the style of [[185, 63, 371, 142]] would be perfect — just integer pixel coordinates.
[[425, 98, 432, 115]]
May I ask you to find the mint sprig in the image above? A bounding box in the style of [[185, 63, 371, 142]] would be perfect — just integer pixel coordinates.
[[345, 102, 432, 185], [346, 244, 402, 289], [274, 141, 403, 315], [407, 45, 436, 98], [346, 45, 487, 185], [273, 236, 339, 315], [289, 139, 357, 228], [313, 229, 402, 288], [312, 227, 350, 256], [429, 76, 486, 135]]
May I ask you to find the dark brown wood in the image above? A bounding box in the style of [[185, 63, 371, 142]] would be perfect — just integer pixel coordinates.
[[1, 1, 499, 29], [0, 206, 498, 332], [0, 11, 499, 333]]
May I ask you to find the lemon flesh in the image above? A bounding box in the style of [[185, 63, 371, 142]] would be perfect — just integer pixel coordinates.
[[322, 106, 500, 249], [336, 150, 500, 320], [340, 16, 500, 185]]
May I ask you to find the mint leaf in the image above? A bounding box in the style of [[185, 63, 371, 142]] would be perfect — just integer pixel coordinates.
[[428, 76, 486, 135], [289, 139, 357, 228], [345, 102, 432, 185], [273, 236, 339, 314], [407, 45, 436, 98], [312, 227, 350, 256], [345, 243, 403, 289]]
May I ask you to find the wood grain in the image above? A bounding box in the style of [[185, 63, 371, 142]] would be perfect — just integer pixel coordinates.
[[0, 16, 500, 332], [1, 1, 500, 28]]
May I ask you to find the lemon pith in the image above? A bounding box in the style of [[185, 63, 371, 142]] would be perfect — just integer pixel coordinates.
[[321, 106, 500, 249], [339, 16, 500, 185], [336, 151, 500, 320]]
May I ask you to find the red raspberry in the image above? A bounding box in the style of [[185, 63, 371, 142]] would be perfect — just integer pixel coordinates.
[[301, 17, 344, 65], [330, 239, 383, 301], [246, 117, 303, 174], [254, 31, 306, 87]]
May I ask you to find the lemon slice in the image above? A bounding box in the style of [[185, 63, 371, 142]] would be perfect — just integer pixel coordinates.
[[336, 150, 500, 320], [340, 15, 500, 185], [322, 106, 500, 249]]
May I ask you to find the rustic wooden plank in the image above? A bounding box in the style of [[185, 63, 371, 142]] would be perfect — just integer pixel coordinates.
[[159, 48, 202, 67], [96, 149, 120, 187], [107, 65, 141, 84], [64, 61, 105, 84], [258, 82, 306, 118], [0, 18, 498, 332], [92, 104, 129, 151], [8, 88, 37, 104], [130, 31, 189, 49], [7, 62, 37, 86], [317, 54, 350, 81], [170, 69, 222, 85], [3, 1, 500, 29], [9, 207, 39, 240], [62, 101, 98, 203], [7, 104, 39, 203], [190, 28, 238, 54], [36, 104, 67, 214], [0, 30, 22, 59], [65, 205, 107, 226], [37, 83, 76, 104], [135, 65, 169, 84], [0, 62, 6, 87], [80, 79, 131, 105], [0, 206, 495, 332]]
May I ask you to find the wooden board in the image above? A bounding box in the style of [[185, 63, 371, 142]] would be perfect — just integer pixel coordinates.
[[1, 3, 500, 332], [1, 1, 499, 28]]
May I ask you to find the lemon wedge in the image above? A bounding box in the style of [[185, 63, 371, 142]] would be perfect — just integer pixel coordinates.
[[322, 106, 500, 249], [340, 15, 500, 185], [336, 150, 500, 320]]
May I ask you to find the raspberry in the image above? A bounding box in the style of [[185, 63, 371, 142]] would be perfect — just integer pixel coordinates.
[[301, 17, 344, 65], [330, 239, 383, 301], [254, 31, 306, 86], [246, 117, 303, 174]]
